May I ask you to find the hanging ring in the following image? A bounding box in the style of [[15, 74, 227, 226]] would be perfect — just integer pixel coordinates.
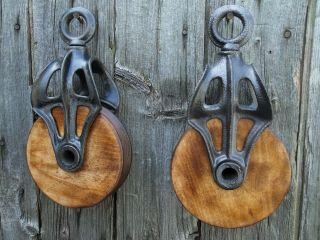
[[59, 7, 96, 46], [209, 5, 253, 51]]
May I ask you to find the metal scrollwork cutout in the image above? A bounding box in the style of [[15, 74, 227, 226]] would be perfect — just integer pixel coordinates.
[[188, 5, 272, 189], [31, 7, 120, 172]]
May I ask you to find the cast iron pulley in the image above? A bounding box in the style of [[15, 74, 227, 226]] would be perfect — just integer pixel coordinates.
[[171, 5, 291, 228], [188, 5, 272, 189], [31, 7, 119, 172], [27, 7, 131, 207]]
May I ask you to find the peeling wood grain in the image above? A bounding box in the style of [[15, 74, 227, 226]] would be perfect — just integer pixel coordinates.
[[144, 108, 187, 120], [298, 0, 320, 239], [0, 0, 39, 239], [115, 61, 153, 94]]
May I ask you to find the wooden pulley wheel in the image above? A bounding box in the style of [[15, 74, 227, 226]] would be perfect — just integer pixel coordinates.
[[27, 107, 131, 208], [171, 5, 291, 228], [171, 119, 291, 228]]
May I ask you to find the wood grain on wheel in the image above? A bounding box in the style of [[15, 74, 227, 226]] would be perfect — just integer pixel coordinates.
[[27, 107, 131, 208], [171, 119, 291, 228]]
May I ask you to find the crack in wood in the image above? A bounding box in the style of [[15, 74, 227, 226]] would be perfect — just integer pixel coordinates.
[[141, 108, 187, 120], [17, 187, 40, 238], [114, 61, 153, 95]]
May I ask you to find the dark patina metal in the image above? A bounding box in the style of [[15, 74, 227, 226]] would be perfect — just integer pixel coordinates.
[[188, 5, 272, 189], [31, 7, 119, 172]]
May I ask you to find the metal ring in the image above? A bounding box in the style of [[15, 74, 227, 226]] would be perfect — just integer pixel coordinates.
[[209, 5, 253, 50], [59, 7, 96, 46], [215, 162, 244, 189], [57, 144, 81, 171]]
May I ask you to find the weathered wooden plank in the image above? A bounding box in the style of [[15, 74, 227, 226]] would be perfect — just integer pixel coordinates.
[[201, 0, 309, 239], [30, 0, 116, 239], [114, 0, 205, 239], [1, 0, 319, 239], [298, 0, 320, 239], [0, 0, 39, 239]]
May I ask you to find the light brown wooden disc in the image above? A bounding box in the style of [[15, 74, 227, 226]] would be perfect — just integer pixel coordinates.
[[171, 119, 291, 228], [27, 107, 131, 208]]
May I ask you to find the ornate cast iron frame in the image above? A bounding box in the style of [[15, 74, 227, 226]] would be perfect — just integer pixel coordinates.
[[188, 5, 272, 189], [31, 7, 120, 171]]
